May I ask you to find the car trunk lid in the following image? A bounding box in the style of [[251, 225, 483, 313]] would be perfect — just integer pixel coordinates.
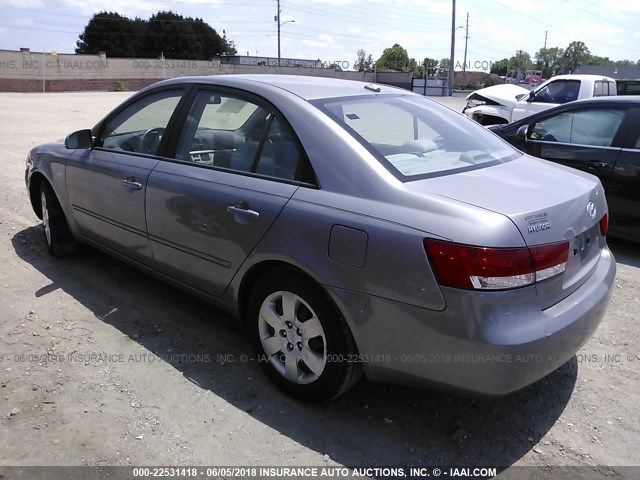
[[408, 156, 607, 309]]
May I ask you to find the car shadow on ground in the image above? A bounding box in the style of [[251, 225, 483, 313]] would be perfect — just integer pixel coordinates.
[[608, 238, 640, 269], [12, 226, 579, 468]]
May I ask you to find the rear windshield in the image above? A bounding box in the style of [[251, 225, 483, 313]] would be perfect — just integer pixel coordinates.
[[311, 94, 520, 180]]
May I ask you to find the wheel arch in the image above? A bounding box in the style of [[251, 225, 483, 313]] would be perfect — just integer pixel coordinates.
[[28, 171, 49, 219], [237, 260, 323, 322]]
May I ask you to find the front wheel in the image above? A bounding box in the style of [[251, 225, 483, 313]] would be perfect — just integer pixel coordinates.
[[248, 270, 362, 402], [40, 182, 78, 257]]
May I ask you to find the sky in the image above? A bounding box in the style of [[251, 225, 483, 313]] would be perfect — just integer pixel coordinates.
[[0, 0, 638, 70]]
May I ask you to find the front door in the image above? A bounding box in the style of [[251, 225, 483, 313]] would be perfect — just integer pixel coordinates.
[[66, 88, 186, 263], [524, 106, 627, 181]]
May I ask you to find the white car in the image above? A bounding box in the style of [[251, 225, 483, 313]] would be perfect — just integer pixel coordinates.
[[463, 74, 617, 125]]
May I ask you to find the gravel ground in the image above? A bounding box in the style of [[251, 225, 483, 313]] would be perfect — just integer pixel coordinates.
[[0, 91, 638, 476]]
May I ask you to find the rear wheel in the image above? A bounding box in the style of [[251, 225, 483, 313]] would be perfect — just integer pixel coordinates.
[[40, 182, 78, 257], [248, 270, 361, 402]]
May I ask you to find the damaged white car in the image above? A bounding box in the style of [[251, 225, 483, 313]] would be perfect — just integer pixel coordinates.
[[463, 74, 617, 125]]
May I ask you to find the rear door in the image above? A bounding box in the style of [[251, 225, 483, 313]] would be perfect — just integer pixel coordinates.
[[606, 106, 640, 239], [145, 87, 313, 296], [66, 87, 187, 263], [523, 105, 628, 191]]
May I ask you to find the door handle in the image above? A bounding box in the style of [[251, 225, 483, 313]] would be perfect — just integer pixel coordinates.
[[227, 205, 260, 220], [587, 162, 608, 169], [122, 177, 143, 190]]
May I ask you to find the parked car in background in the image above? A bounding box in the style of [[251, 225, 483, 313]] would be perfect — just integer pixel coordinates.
[[25, 75, 615, 401], [489, 96, 640, 242], [464, 74, 617, 125]]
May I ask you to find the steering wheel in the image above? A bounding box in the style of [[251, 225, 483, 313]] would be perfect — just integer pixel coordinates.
[[140, 127, 165, 155]]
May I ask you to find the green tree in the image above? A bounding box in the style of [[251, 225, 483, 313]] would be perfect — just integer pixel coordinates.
[[408, 58, 423, 76], [561, 41, 591, 73], [76, 10, 231, 59], [535, 47, 564, 77], [354, 48, 374, 72], [143, 11, 225, 59], [437, 57, 451, 76], [423, 57, 438, 76], [510, 50, 533, 71], [222, 30, 237, 55], [490, 58, 509, 76], [376, 44, 410, 71], [587, 55, 613, 66], [75, 12, 142, 57]]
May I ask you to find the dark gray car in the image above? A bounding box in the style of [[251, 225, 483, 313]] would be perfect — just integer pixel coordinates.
[[489, 96, 640, 242], [25, 75, 615, 401]]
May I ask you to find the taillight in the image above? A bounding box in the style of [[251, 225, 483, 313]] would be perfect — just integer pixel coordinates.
[[424, 239, 569, 290], [599, 213, 608, 237]]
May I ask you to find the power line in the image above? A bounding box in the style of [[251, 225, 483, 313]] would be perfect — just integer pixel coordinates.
[[493, 1, 639, 53]]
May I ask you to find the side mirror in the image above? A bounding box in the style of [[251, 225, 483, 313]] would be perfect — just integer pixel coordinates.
[[65, 129, 93, 149], [527, 90, 535, 102], [516, 124, 529, 140]]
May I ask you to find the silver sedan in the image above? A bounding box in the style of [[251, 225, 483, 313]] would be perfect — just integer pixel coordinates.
[[25, 75, 615, 401]]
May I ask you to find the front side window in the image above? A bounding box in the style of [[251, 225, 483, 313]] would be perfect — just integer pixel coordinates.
[[100, 89, 184, 155], [530, 108, 625, 147], [313, 94, 519, 180], [533, 80, 580, 104], [174, 89, 307, 182]]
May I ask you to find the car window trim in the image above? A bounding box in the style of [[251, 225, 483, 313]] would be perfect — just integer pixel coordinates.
[[526, 139, 623, 151], [161, 83, 319, 188], [91, 85, 191, 159]]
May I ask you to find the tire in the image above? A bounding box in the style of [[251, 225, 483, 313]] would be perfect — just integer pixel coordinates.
[[248, 269, 362, 402], [39, 182, 78, 257]]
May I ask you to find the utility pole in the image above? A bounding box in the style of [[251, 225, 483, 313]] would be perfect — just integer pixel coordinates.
[[544, 30, 548, 49], [448, 0, 456, 96], [462, 12, 469, 83], [276, 0, 281, 66]]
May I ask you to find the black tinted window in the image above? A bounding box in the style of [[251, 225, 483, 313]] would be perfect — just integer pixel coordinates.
[[534, 80, 580, 104]]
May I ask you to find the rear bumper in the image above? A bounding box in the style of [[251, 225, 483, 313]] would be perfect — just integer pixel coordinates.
[[327, 247, 616, 395]]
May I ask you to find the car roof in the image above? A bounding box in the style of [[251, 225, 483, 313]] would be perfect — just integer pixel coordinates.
[[573, 95, 640, 104], [150, 74, 410, 101], [546, 74, 616, 81]]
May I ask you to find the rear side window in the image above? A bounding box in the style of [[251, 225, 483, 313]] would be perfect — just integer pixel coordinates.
[[174, 89, 309, 182], [529, 108, 625, 147], [617, 81, 640, 95], [594, 81, 616, 96], [313, 94, 519, 180]]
